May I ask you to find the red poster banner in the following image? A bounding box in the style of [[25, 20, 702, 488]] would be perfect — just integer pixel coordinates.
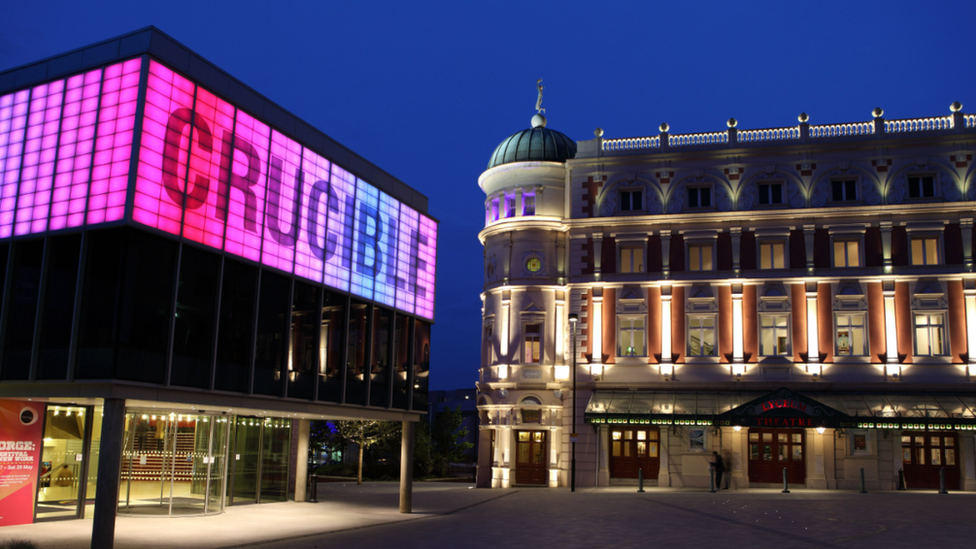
[[0, 401, 44, 526]]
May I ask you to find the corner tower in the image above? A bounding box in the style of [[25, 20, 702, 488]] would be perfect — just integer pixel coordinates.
[[476, 98, 581, 488]]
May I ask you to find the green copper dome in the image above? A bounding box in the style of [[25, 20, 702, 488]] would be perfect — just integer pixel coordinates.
[[487, 122, 577, 170]]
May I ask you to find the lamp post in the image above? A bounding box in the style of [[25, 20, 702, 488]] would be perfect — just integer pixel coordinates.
[[568, 313, 578, 492]]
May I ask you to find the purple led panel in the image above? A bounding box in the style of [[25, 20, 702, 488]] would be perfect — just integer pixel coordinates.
[[0, 58, 143, 240], [261, 130, 302, 273], [13, 80, 63, 236], [296, 147, 330, 284], [49, 69, 102, 231], [0, 89, 30, 239], [87, 58, 141, 225]]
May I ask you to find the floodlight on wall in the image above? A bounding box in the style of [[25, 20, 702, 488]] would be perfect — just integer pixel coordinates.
[[817, 427, 826, 435], [733, 425, 742, 432]]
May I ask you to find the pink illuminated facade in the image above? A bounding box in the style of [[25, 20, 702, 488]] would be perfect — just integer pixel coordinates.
[[0, 28, 434, 536], [0, 57, 437, 320]]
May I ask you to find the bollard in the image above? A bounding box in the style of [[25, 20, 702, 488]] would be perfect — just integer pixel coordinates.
[[898, 468, 906, 491], [939, 467, 948, 494], [709, 467, 717, 493], [309, 473, 319, 503], [638, 468, 645, 493], [860, 468, 867, 494], [781, 467, 790, 493]]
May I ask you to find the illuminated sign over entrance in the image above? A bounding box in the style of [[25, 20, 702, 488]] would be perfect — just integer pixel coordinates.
[[0, 58, 437, 320]]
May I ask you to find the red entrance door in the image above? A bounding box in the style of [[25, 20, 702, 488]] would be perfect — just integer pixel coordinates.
[[609, 428, 660, 479], [748, 429, 805, 484], [901, 431, 959, 490], [515, 431, 547, 485]]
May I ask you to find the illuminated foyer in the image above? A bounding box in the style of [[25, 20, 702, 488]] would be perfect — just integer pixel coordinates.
[[475, 93, 976, 492]]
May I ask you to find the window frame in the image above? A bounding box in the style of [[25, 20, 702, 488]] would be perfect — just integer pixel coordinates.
[[758, 239, 787, 270], [834, 312, 868, 357], [831, 178, 859, 202], [522, 322, 543, 364], [618, 188, 644, 213], [687, 185, 712, 209], [687, 242, 715, 272], [757, 181, 784, 206], [759, 313, 791, 357], [913, 312, 948, 357], [522, 193, 536, 216], [907, 174, 937, 199], [910, 235, 942, 266], [619, 243, 645, 274], [831, 236, 863, 268], [617, 315, 647, 358], [505, 195, 516, 219], [686, 314, 717, 358]]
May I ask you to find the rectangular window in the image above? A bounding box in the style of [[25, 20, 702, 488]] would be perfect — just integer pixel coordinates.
[[687, 316, 716, 357], [484, 325, 494, 366], [524, 324, 541, 363], [617, 317, 646, 357], [835, 313, 867, 356], [760, 314, 790, 356], [620, 245, 644, 273], [914, 313, 946, 356], [688, 243, 713, 271], [523, 194, 536, 216], [491, 199, 499, 221], [911, 236, 940, 265], [908, 176, 935, 198], [832, 179, 857, 201], [688, 187, 711, 208], [758, 182, 783, 205], [833, 239, 860, 267], [759, 241, 786, 269], [620, 190, 642, 211], [505, 196, 515, 218]]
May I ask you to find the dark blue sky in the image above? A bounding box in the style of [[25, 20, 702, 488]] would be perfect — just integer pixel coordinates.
[[2, 1, 974, 390]]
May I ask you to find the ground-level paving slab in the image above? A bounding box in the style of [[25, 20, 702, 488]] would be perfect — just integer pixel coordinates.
[[250, 486, 976, 549], [0, 482, 499, 549], [2, 484, 974, 549]]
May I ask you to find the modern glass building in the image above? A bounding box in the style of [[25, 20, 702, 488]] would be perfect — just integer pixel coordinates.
[[0, 27, 436, 544]]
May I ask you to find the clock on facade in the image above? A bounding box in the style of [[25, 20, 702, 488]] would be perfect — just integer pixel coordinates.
[[526, 257, 542, 273]]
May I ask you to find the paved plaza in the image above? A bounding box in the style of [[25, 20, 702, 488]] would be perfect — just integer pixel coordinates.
[[2, 482, 973, 549]]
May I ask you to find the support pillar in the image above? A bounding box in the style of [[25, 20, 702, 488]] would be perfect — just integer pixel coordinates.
[[293, 419, 310, 501], [90, 398, 126, 549], [399, 420, 415, 513]]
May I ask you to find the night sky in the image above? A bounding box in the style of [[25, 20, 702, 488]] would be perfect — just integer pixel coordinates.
[[2, 1, 974, 391]]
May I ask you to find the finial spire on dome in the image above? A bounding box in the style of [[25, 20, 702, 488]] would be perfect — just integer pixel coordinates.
[[532, 79, 547, 128]]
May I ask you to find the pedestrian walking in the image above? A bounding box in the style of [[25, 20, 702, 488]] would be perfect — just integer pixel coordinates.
[[711, 451, 725, 490]]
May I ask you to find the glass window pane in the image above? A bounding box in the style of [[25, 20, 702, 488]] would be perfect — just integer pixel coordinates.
[[750, 444, 759, 459], [215, 259, 257, 393], [834, 241, 845, 266], [917, 448, 925, 465], [702, 246, 712, 271], [946, 449, 956, 466], [171, 245, 220, 390], [931, 448, 941, 465], [253, 272, 290, 397], [912, 239, 923, 265], [792, 433, 802, 443], [792, 446, 802, 460], [749, 432, 759, 442], [37, 235, 82, 380], [763, 433, 772, 442], [926, 239, 938, 264]]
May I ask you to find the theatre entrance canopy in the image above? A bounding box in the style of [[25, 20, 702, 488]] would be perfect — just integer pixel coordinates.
[[584, 388, 976, 431]]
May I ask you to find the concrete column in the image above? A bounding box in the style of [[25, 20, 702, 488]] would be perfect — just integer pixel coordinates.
[[730, 427, 746, 489], [90, 398, 126, 549], [883, 281, 899, 365], [477, 427, 492, 488], [293, 419, 310, 501], [399, 420, 415, 513], [598, 425, 610, 486], [806, 284, 819, 374]]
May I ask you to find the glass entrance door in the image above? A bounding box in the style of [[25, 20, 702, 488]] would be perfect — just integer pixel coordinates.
[[228, 417, 292, 505], [119, 412, 228, 516], [35, 405, 91, 521]]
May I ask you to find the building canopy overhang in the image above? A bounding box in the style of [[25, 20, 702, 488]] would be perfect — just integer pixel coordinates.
[[584, 387, 976, 431]]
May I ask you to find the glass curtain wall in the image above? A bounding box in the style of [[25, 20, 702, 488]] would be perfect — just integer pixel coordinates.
[[118, 412, 228, 516]]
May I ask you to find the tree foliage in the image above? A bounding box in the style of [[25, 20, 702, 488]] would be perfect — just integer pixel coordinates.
[[334, 420, 398, 484], [429, 406, 473, 477]]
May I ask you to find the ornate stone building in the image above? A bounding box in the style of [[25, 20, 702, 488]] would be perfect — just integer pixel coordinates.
[[476, 103, 976, 491]]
